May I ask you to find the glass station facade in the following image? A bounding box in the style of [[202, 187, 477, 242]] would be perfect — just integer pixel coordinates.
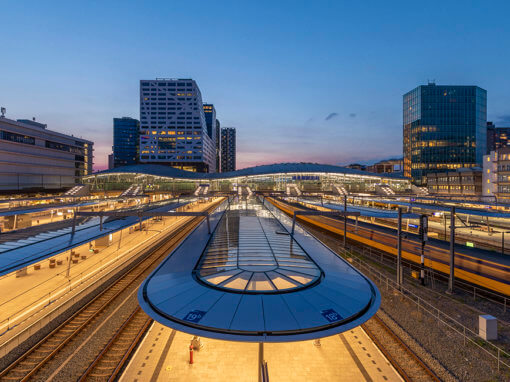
[[403, 84, 487, 185], [83, 163, 410, 194]]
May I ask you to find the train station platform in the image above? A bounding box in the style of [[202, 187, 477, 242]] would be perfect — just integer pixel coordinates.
[[0, 198, 195, 277], [120, 322, 401, 381], [0, 198, 219, 356]]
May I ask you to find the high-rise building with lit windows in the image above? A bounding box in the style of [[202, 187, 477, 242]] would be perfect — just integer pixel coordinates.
[[203, 103, 220, 173], [403, 83, 487, 185], [139, 79, 215, 172], [203, 104, 216, 140], [221, 127, 236, 172]]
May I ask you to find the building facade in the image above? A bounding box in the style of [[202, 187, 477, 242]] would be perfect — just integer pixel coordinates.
[[367, 158, 403, 174], [83, 162, 410, 194], [427, 168, 482, 197], [203, 104, 216, 141], [0, 116, 93, 191], [215, 119, 221, 172], [221, 127, 236, 172], [139, 79, 215, 172], [403, 83, 487, 185], [113, 117, 139, 168], [486, 122, 510, 153], [482, 150, 497, 200], [482, 147, 510, 202]]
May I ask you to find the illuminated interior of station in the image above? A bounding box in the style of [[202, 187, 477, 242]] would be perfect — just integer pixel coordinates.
[[82, 163, 410, 194]]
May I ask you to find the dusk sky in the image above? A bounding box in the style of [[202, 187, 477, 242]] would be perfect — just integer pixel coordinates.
[[1, 1, 510, 171]]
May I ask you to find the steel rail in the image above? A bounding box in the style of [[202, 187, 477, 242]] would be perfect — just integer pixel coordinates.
[[362, 314, 441, 382], [77, 307, 152, 381], [0, 201, 220, 381]]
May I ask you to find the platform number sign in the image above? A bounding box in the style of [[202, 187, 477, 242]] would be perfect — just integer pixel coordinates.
[[184, 310, 206, 323], [321, 309, 343, 323]]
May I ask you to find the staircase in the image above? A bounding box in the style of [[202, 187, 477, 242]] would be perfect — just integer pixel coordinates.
[[121, 185, 143, 197], [375, 184, 396, 196], [64, 184, 90, 197], [285, 184, 302, 196], [333, 185, 348, 196]]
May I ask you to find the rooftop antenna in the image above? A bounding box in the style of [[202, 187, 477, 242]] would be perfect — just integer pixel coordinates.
[[428, 79, 436, 85], [0, 107, 5, 117]]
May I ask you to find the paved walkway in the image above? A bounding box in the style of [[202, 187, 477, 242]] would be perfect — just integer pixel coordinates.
[[121, 323, 402, 382]]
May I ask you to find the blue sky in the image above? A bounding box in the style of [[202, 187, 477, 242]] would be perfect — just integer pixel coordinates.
[[1, 0, 510, 170]]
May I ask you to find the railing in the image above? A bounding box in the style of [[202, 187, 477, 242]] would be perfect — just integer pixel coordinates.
[[338, 246, 510, 372], [347, 240, 510, 313]]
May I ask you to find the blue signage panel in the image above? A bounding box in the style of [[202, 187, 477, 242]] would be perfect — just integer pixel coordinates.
[[321, 309, 343, 323], [184, 310, 206, 323]]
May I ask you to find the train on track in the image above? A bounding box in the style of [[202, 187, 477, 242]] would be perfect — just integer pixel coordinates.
[[268, 198, 510, 297]]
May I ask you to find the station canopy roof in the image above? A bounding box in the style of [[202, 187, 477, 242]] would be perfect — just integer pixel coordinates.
[[91, 162, 408, 181], [139, 198, 380, 342]]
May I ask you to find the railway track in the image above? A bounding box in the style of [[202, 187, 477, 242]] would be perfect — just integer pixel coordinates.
[[362, 314, 441, 382], [78, 307, 152, 382], [271, 197, 510, 299], [0, 200, 222, 382]]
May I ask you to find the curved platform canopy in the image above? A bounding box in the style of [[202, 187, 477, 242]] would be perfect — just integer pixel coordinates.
[[139, 198, 380, 342], [88, 162, 407, 181]]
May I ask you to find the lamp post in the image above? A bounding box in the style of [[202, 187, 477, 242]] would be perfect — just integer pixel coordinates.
[[343, 195, 347, 248], [498, 231, 510, 256], [447, 206, 455, 294], [397, 207, 403, 288], [419, 214, 428, 285]]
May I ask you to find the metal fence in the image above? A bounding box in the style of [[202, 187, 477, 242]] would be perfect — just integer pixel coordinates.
[[347, 240, 510, 313], [337, 245, 510, 372]]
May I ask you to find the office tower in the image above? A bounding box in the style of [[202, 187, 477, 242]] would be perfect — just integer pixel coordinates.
[[113, 117, 139, 168], [0, 116, 93, 191], [486, 121, 510, 152], [221, 127, 236, 172], [403, 83, 487, 185], [139, 79, 215, 172], [203, 103, 219, 173], [203, 104, 216, 140], [215, 119, 221, 172]]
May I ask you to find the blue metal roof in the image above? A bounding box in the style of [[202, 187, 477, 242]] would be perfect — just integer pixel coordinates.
[[310, 201, 420, 219], [0, 200, 189, 277], [138, 197, 380, 342], [365, 198, 510, 218], [92, 162, 408, 181], [0, 201, 98, 217]]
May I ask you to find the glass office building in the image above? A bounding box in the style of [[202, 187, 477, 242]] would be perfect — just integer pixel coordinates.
[[403, 84, 487, 185], [113, 117, 139, 168]]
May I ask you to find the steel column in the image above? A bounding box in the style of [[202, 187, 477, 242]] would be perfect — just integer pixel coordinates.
[[448, 206, 455, 294]]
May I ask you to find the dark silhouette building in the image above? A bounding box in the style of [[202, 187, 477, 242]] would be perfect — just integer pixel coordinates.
[[221, 127, 236, 172], [113, 117, 139, 168]]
